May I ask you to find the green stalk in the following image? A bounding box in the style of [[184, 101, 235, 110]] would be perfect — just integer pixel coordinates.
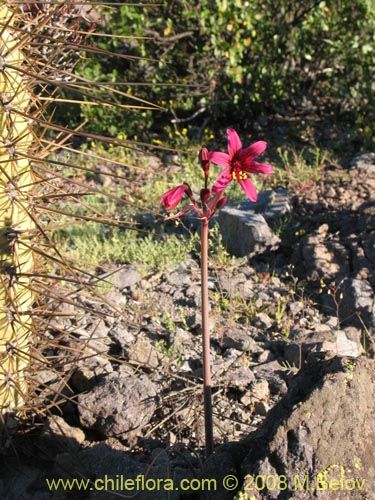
[[201, 218, 213, 456]]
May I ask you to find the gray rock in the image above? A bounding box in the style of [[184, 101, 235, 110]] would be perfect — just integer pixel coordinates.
[[109, 324, 136, 348], [285, 325, 363, 365], [362, 232, 375, 266], [250, 379, 270, 401], [200, 449, 241, 500], [221, 328, 260, 352], [69, 323, 113, 392], [338, 277, 375, 335], [230, 188, 291, 221], [350, 151, 375, 176], [300, 225, 350, 282], [283, 343, 305, 368], [0, 465, 44, 500], [210, 348, 255, 388], [254, 400, 270, 416], [78, 372, 158, 440], [217, 189, 289, 257], [218, 211, 280, 257], [225, 366, 256, 389], [237, 357, 375, 500], [336, 330, 363, 357], [39, 415, 85, 454], [257, 350, 274, 363], [254, 312, 274, 330], [112, 265, 142, 291], [128, 335, 162, 368], [165, 262, 194, 287], [253, 360, 288, 395]]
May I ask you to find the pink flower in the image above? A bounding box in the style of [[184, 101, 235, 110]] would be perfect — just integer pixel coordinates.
[[160, 183, 188, 210], [209, 128, 272, 201]]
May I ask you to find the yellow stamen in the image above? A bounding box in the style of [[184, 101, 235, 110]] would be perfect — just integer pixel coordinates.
[[232, 170, 248, 181]]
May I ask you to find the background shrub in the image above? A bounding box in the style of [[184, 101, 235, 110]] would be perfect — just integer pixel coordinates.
[[75, 0, 375, 150]]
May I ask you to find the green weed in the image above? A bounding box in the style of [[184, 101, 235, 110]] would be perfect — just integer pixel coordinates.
[[274, 146, 330, 188]]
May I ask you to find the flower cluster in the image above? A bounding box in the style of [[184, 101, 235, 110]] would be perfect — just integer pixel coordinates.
[[160, 128, 272, 221]]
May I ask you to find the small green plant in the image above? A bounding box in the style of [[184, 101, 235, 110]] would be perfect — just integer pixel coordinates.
[[280, 360, 300, 376], [214, 291, 259, 325], [275, 296, 288, 326], [275, 146, 329, 189], [159, 311, 177, 331], [53, 222, 200, 272], [271, 213, 307, 247], [155, 339, 182, 368]]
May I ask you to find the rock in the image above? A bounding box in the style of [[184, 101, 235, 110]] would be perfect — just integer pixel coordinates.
[[236, 189, 291, 221], [53, 442, 145, 488], [210, 348, 255, 389], [336, 330, 363, 357], [185, 312, 216, 334], [112, 265, 142, 291], [218, 211, 280, 257], [237, 357, 375, 499], [221, 328, 260, 352], [254, 401, 270, 416], [336, 277, 375, 335], [128, 335, 162, 368], [78, 372, 158, 440], [350, 151, 375, 177], [200, 449, 241, 500], [285, 324, 362, 364], [144, 153, 162, 169], [69, 323, 113, 392], [362, 232, 375, 267], [39, 415, 85, 454], [300, 225, 350, 282], [254, 312, 273, 330], [253, 361, 288, 396], [218, 189, 289, 257], [283, 343, 306, 368], [0, 465, 43, 500], [257, 350, 274, 363], [108, 324, 136, 349], [164, 263, 194, 287], [226, 366, 256, 389], [250, 379, 270, 401]]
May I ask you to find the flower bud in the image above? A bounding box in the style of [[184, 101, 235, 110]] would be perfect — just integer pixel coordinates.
[[200, 188, 210, 206], [199, 147, 210, 176], [160, 183, 188, 211]]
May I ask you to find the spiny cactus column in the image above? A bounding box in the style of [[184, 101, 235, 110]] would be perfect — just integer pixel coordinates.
[[0, 3, 35, 412]]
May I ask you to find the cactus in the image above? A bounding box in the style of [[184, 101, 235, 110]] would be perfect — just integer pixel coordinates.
[[0, 1, 160, 416], [0, 3, 36, 412]]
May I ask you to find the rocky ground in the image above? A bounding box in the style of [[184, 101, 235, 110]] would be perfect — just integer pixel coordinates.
[[1, 153, 375, 499]]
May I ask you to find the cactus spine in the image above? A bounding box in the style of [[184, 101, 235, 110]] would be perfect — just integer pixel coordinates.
[[0, 2, 159, 417], [0, 3, 35, 412]]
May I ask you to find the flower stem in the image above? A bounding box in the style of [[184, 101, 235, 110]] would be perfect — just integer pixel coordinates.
[[201, 218, 213, 457]]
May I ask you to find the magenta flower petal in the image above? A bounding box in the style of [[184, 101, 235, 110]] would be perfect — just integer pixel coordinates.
[[211, 170, 232, 193], [239, 177, 258, 201], [208, 151, 231, 168], [240, 141, 268, 161], [227, 128, 242, 157], [246, 160, 273, 174], [160, 184, 187, 210], [207, 129, 272, 203]]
